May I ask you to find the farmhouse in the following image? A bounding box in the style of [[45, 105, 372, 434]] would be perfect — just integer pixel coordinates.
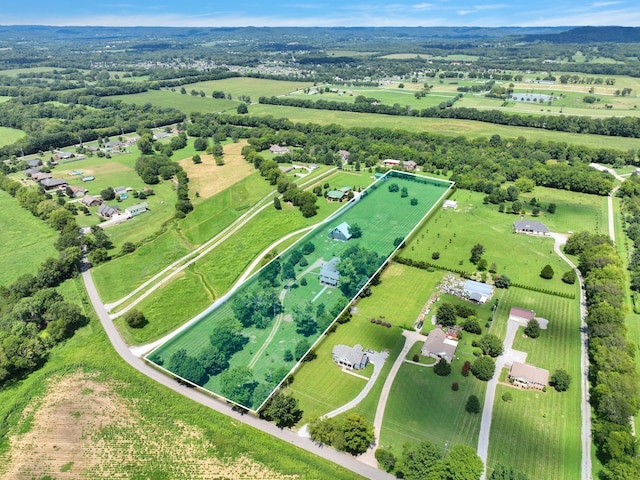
[[319, 257, 340, 286], [509, 361, 549, 390], [509, 307, 536, 322], [383, 159, 400, 167], [421, 328, 458, 363], [463, 280, 494, 304], [332, 344, 369, 370], [31, 172, 52, 182], [269, 144, 290, 155], [278, 165, 294, 173], [40, 178, 68, 190], [55, 151, 74, 160], [26, 159, 42, 168], [23, 167, 42, 177], [67, 185, 88, 198], [113, 186, 128, 196], [328, 222, 352, 242], [326, 186, 352, 202], [443, 199, 458, 209], [98, 203, 120, 218], [125, 202, 148, 217], [513, 219, 550, 236], [338, 150, 350, 162], [80, 195, 101, 207], [402, 160, 418, 171]]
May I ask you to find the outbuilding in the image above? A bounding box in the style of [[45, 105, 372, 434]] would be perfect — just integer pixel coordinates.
[[328, 222, 352, 242], [319, 257, 340, 286]]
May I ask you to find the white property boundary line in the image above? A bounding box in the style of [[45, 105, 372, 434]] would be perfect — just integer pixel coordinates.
[[145, 170, 455, 412]]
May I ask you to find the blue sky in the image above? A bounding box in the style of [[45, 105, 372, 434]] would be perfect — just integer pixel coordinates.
[[1, 1, 639, 27]]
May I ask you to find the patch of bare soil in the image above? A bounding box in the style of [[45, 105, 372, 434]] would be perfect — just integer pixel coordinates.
[[179, 140, 255, 199], [0, 372, 294, 479]]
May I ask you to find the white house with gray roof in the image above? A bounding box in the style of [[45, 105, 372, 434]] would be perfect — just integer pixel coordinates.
[[332, 344, 369, 370], [513, 219, 550, 236], [319, 257, 340, 286]]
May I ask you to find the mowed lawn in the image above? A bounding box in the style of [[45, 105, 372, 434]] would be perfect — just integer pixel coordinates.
[[247, 103, 640, 151], [0, 189, 58, 286], [488, 287, 582, 480], [183, 77, 314, 99], [0, 126, 26, 146], [112, 90, 239, 115], [287, 263, 443, 422], [404, 189, 598, 296]]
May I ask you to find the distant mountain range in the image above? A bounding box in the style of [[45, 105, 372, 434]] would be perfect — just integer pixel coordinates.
[[522, 26, 640, 43]]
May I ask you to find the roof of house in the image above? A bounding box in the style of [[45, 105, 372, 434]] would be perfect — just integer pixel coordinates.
[[403, 160, 417, 167], [510, 361, 549, 385], [383, 159, 400, 165], [332, 344, 368, 367], [510, 307, 536, 321], [269, 144, 290, 154], [332, 222, 352, 240], [56, 151, 74, 158], [513, 220, 549, 233], [320, 257, 340, 283], [125, 202, 148, 212], [80, 195, 100, 206], [40, 178, 67, 188], [338, 149, 350, 159], [68, 185, 87, 193], [31, 172, 51, 181], [113, 186, 127, 194], [98, 203, 120, 216], [463, 280, 494, 296], [26, 159, 42, 167], [423, 328, 458, 359], [327, 190, 346, 200]]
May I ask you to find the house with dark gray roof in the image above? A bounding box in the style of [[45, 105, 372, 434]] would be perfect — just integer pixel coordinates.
[[98, 203, 120, 218], [26, 159, 42, 168], [40, 178, 68, 190], [319, 257, 340, 286], [328, 222, 352, 241], [80, 195, 101, 207], [513, 219, 550, 236], [332, 344, 369, 370]]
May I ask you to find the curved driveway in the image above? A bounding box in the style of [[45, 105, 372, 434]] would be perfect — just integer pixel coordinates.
[[82, 266, 393, 480]]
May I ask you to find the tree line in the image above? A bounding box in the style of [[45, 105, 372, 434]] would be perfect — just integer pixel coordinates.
[[202, 113, 621, 196], [563, 231, 640, 478], [258, 95, 640, 139], [0, 174, 94, 387]]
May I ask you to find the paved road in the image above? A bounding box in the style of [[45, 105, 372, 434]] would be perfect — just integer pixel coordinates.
[[82, 265, 393, 480]]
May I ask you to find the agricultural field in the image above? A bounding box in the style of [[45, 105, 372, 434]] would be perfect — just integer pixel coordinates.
[[0, 126, 26, 146], [403, 188, 601, 296], [181, 77, 314, 99], [112, 90, 239, 115], [488, 287, 582, 480], [247, 103, 640, 151], [0, 189, 59, 286], [147, 172, 452, 410]]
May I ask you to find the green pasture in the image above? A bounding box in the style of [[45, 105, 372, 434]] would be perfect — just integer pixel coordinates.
[[404, 189, 587, 296], [488, 287, 582, 480], [380, 360, 486, 453], [0, 126, 26, 146], [0, 66, 56, 77], [287, 262, 441, 422], [148, 173, 452, 409], [181, 77, 313, 99], [0, 282, 362, 480], [290, 87, 457, 109], [247, 104, 640, 151], [112, 90, 238, 115], [92, 229, 191, 303], [179, 173, 273, 245], [0, 189, 59, 286]]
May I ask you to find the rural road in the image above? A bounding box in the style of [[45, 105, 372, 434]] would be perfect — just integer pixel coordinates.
[[82, 265, 394, 480]]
